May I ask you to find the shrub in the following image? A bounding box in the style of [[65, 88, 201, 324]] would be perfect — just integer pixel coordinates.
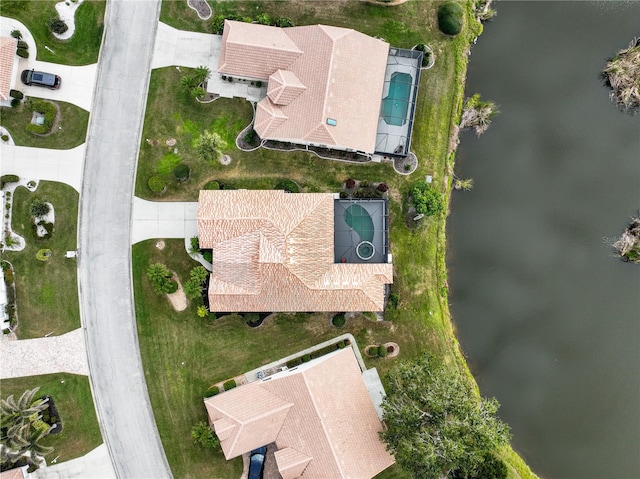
[[286, 357, 303, 368], [25, 100, 56, 135], [274, 179, 300, 193], [156, 153, 181, 176], [17, 40, 28, 50], [378, 345, 388, 357], [1, 175, 19, 187], [204, 385, 219, 398], [438, 1, 464, 36], [272, 17, 294, 27], [203, 180, 220, 190], [10, 29, 22, 40], [189, 236, 200, 254], [377, 182, 389, 192], [16, 47, 28, 58], [223, 379, 236, 391], [191, 421, 220, 449], [48, 17, 69, 34], [30, 198, 50, 218], [164, 280, 178, 294], [183, 278, 202, 300], [9, 90, 23, 100], [173, 163, 190, 181], [337, 340, 345, 349], [244, 312, 259, 323], [331, 313, 346, 328], [148, 176, 166, 193], [190, 266, 209, 284], [409, 181, 444, 217], [10, 98, 20, 108], [36, 249, 52, 262], [255, 13, 270, 25], [339, 191, 348, 199], [202, 250, 213, 263], [197, 305, 208, 318], [345, 178, 356, 189], [388, 292, 399, 309]]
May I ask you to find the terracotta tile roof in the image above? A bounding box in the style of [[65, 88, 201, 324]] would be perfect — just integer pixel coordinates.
[[204, 348, 395, 478], [219, 21, 389, 154], [197, 190, 393, 312], [0, 468, 25, 479], [0, 37, 17, 101]]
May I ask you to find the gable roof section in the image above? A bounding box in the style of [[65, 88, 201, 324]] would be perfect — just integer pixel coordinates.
[[204, 348, 395, 478], [0, 37, 17, 102], [218, 20, 302, 80], [218, 21, 389, 154], [197, 190, 393, 312], [205, 383, 293, 458]]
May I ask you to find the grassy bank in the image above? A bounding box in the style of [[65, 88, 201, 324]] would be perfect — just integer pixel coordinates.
[[0, 100, 89, 149], [1, 0, 106, 65], [134, 1, 538, 478], [0, 373, 103, 463], [5, 181, 80, 338]]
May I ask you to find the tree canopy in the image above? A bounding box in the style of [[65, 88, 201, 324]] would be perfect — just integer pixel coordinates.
[[380, 354, 511, 479], [409, 181, 444, 217]]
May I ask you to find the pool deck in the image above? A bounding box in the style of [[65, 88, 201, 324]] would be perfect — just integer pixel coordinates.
[[334, 199, 389, 264]]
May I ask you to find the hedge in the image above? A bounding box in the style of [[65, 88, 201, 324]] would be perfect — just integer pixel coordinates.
[[1, 175, 20, 187], [16, 48, 28, 58], [378, 345, 388, 358], [331, 313, 346, 328], [25, 100, 56, 135], [9, 89, 23, 100], [148, 176, 166, 193], [17, 40, 28, 50], [223, 379, 236, 391], [203, 180, 220, 190], [274, 179, 300, 193], [438, 1, 464, 36], [204, 385, 220, 398]]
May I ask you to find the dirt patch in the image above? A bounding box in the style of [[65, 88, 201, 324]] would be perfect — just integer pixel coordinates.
[[166, 274, 187, 311]]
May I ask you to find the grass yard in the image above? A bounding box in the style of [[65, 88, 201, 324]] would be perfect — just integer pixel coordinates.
[[0, 373, 103, 463], [135, 1, 537, 478], [4, 181, 80, 339], [0, 100, 89, 149], [1, 0, 106, 65]]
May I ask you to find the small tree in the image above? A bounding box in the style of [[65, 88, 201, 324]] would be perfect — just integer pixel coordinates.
[[173, 163, 190, 182], [438, 2, 464, 36], [146, 263, 176, 295], [193, 66, 211, 85], [30, 199, 50, 219], [183, 278, 202, 300], [10, 29, 22, 40], [48, 17, 68, 35], [191, 421, 220, 449], [409, 181, 444, 217], [194, 131, 225, 162], [190, 266, 209, 284], [460, 94, 498, 136]]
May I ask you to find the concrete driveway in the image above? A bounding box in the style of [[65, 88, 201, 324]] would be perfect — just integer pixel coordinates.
[[0, 16, 96, 112], [0, 144, 84, 192], [152, 22, 220, 70], [0, 329, 88, 379], [29, 444, 116, 479], [131, 198, 198, 244]]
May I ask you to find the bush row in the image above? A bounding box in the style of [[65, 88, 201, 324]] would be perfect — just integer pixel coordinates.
[[285, 340, 349, 368]]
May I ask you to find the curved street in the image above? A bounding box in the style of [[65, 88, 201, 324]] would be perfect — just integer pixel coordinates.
[[77, 0, 172, 477]]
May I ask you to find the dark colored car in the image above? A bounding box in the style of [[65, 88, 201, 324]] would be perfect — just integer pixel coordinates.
[[20, 69, 61, 89], [248, 446, 266, 479]]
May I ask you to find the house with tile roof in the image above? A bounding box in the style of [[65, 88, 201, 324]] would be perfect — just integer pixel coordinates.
[[218, 20, 423, 157], [0, 37, 19, 105], [197, 189, 393, 313], [204, 347, 395, 478]]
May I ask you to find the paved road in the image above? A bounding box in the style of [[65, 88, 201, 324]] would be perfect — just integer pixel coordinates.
[[77, 1, 171, 478]]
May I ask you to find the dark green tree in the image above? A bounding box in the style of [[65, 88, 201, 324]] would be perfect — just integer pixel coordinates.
[[29, 199, 50, 219], [183, 278, 202, 300], [191, 421, 220, 449], [409, 181, 444, 217], [380, 354, 511, 479], [190, 266, 209, 284]]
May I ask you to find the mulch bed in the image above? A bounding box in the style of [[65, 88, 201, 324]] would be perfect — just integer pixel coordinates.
[[187, 0, 211, 20]]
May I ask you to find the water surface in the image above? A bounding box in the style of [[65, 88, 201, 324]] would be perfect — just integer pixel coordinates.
[[448, 2, 640, 478]]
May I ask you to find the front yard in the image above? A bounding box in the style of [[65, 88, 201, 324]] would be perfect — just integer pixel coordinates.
[[0, 373, 103, 464], [4, 181, 80, 338]]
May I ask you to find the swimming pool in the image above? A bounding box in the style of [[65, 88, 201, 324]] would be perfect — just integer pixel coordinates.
[[381, 72, 412, 127], [345, 204, 374, 242]]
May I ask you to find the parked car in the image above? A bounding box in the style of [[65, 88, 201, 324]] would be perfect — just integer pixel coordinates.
[[20, 69, 61, 89], [248, 446, 266, 479]]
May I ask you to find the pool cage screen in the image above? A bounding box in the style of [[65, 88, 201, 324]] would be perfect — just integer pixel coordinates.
[[375, 48, 423, 157], [334, 199, 390, 264]]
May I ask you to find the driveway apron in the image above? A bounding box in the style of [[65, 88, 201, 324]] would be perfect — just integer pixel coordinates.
[[77, 1, 171, 478]]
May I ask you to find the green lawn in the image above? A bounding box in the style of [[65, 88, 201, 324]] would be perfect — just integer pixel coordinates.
[[4, 181, 80, 339], [135, 1, 537, 479], [0, 373, 103, 463], [0, 100, 89, 149], [1, 0, 106, 65]]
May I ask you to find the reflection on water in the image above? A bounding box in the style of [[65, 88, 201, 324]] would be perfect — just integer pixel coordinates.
[[448, 2, 640, 478]]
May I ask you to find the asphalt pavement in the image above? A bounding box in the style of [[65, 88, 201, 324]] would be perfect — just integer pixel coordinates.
[[77, 1, 172, 477]]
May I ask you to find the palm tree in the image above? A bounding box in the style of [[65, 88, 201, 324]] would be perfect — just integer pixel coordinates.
[[602, 38, 640, 115], [190, 266, 209, 284], [460, 94, 498, 137], [1, 388, 49, 432], [180, 75, 198, 93], [453, 177, 474, 191], [193, 66, 211, 86], [194, 131, 225, 162]]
